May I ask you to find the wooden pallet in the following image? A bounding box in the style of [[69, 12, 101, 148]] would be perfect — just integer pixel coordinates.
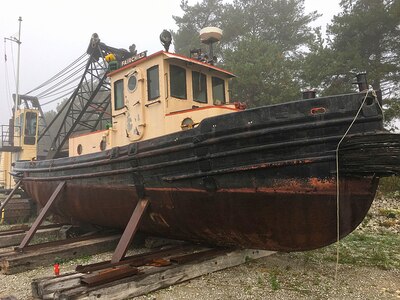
[[0, 233, 120, 274], [32, 246, 275, 299]]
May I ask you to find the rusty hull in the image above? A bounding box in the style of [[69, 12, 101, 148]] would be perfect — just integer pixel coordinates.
[[22, 176, 377, 252]]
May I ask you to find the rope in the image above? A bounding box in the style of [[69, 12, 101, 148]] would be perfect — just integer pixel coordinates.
[[374, 92, 385, 123], [334, 90, 373, 282]]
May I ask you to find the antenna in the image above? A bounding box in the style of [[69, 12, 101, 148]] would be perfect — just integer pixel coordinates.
[[199, 27, 222, 65]]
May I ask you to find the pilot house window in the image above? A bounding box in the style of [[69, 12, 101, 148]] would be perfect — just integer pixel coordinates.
[[212, 77, 225, 105], [147, 65, 160, 100], [114, 79, 124, 110], [24, 111, 37, 145], [170, 65, 187, 99], [192, 71, 207, 103]]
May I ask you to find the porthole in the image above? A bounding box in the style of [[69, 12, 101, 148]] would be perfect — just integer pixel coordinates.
[[128, 75, 137, 92], [365, 96, 374, 106], [181, 118, 195, 130], [77, 144, 83, 155]]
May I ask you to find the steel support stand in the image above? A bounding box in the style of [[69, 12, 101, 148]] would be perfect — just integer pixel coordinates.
[[111, 198, 149, 263], [0, 180, 22, 213], [16, 181, 66, 251]]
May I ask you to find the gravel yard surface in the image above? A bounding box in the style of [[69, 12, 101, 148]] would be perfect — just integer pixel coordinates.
[[0, 194, 399, 300]]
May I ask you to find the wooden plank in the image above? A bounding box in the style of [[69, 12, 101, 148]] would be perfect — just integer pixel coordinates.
[[41, 249, 275, 300], [32, 272, 83, 299], [1, 234, 120, 274]]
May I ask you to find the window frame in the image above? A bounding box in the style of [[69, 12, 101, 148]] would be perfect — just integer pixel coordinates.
[[114, 79, 125, 110], [192, 71, 207, 104], [147, 65, 160, 101], [23, 111, 37, 145], [170, 65, 187, 100], [212, 76, 226, 105]]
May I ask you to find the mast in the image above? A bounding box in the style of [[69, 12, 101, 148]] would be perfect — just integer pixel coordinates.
[[15, 16, 22, 124]]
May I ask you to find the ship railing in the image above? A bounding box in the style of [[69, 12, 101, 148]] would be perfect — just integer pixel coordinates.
[[0, 125, 21, 148]]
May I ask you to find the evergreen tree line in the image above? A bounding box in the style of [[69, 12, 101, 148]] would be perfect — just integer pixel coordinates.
[[172, 0, 400, 129]]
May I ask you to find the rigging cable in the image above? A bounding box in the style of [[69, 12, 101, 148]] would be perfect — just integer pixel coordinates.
[[41, 88, 80, 106], [24, 52, 87, 95], [39, 84, 78, 100], [34, 58, 87, 98], [35, 64, 86, 98]]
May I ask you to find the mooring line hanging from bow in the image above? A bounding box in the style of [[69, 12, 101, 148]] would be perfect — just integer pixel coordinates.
[[334, 89, 374, 282]]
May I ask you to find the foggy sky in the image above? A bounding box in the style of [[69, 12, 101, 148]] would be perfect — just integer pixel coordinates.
[[0, 0, 340, 126]]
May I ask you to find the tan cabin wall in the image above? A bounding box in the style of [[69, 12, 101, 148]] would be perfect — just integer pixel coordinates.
[[111, 55, 166, 146], [69, 130, 110, 157]]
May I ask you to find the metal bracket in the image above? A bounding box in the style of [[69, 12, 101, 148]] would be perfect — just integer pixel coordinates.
[[111, 198, 149, 263], [16, 181, 66, 251]]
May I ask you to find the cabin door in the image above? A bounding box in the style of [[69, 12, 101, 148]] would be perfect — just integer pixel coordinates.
[[125, 69, 145, 141]]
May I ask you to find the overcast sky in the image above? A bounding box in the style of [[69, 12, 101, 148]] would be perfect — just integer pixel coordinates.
[[0, 0, 340, 126]]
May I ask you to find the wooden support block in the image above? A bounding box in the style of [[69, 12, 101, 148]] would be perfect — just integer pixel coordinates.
[[32, 248, 275, 299], [31, 273, 84, 299], [1, 234, 120, 274]]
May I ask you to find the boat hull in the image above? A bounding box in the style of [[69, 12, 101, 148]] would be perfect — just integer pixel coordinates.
[[14, 91, 398, 251]]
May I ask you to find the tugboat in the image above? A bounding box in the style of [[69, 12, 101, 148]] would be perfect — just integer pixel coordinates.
[[12, 29, 399, 251]]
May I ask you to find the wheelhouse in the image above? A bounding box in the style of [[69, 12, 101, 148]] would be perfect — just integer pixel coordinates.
[[69, 51, 238, 156]]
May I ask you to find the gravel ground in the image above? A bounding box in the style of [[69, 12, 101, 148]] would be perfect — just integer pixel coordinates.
[[0, 195, 399, 300]]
